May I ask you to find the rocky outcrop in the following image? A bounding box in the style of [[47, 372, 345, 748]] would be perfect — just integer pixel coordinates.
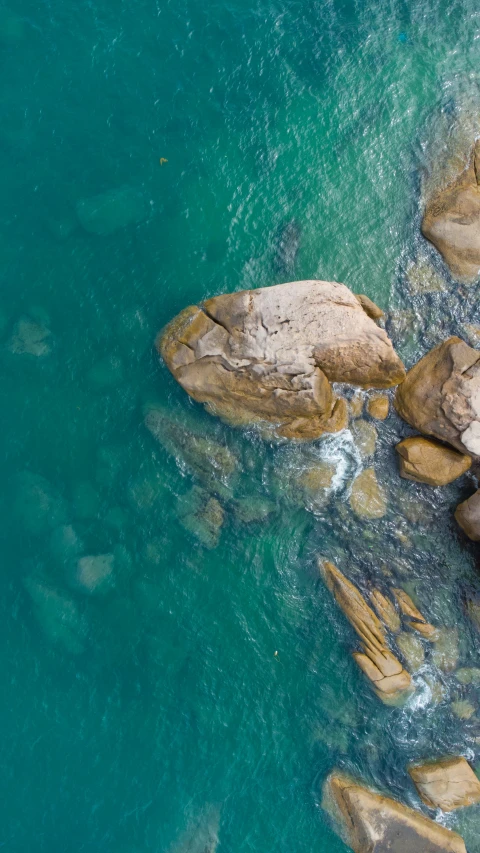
[[396, 436, 471, 486], [322, 772, 467, 853], [422, 140, 480, 284], [409, 757, 480, 812], [392, 588, 438, 640], [455, 488, 480, 540], [159, 280, 405, 439], [394, 337, 480, 457], [319, 561, 413, 704]]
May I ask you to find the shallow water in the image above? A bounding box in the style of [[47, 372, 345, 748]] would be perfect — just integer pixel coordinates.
[[2, 0, 480, 850]]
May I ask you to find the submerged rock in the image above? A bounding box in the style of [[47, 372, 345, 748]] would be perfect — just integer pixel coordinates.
[[76, 185, 148, 236], [13, 472, 67, 536], [272, 219, 301, 278], [455, 667, 480, 686], [395, 337, 480, 457], [231, 496, 276, 524], [406, 258, 447, 294], [432, 628, 460, 673], [158, 280, 405, 440], [451, 700, 476, 721], [73, 554, 115, 595], [322, 771, 467, 853], [396, 436, 471, 486], [455, 489, 480, 540], [8, 316, 51, 357], [319, 561, 413, 704], [23, 576, 86, 655], [396, 631, 425, 671], [349, 468, 386, 519], [351, 420, 377, 457], [167, 804, 220, 853], [409, 757, 480, 812], [177, 487, 225, 549]]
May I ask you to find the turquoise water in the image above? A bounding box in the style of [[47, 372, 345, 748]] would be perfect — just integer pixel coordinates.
[[3, 0, 480, 850]]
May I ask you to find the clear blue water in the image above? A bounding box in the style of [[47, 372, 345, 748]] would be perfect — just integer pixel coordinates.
[[2, 0, 480, 850]]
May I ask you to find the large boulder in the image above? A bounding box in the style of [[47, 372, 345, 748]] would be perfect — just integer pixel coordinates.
[[422, 140, 480, 284], [396, 436, 471, 486], [394, 337, 480, 457], [322, 771, 467, 853], [409, 757, 480, 812], [159, 280, 405, 439], [455, 488, 480, 540]]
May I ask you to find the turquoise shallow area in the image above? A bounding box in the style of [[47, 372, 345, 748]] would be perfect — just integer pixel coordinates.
[[2, 0, 480, 850]]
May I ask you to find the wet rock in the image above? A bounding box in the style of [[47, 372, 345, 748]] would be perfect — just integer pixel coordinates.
[[462, 323, 480, 348], [76, 185, 148, 236], [23, 576, 86, 655], [409, 757, 480, 812], [451, 700, 476, 721], [348, 391, 364, 418], [73, 553, 115, 595], [297, 461, 337, 495], [355, 294, 384, 321], [13, 472, 67, 536], [158, 280, 405, 440], [396, 631, 425, 671], [369, 589, 401, 633], [8, 316, 51, 357], [144, 406, 238, 500], [455, 489, 480, 540], [422, 141, 480, 283], [392, 588, 438, 640], [351, 420, 377, 457], [396, 436, 471, 486], [232, 496, 276, 524], [455, 667, 480, 686], [405, 258, 447, 294], [395, 337, 480, 457], [177, 487, 225, 549], [367, 394, 389, 420], [319, 561, 413, 704], [322, 771, 467, 853], [349, 468, 386, 519], [432, 628, 460, 673]]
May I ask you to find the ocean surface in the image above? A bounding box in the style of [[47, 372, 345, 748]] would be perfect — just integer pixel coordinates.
[[2, 0, 480, 850]]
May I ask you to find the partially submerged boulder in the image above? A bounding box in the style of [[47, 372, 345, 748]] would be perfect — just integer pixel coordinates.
[[367, 394, 389, 420], [392, 588, 438, 640], [409, 757, 480, 812], [319, 561, 413, 704], [396, 436, 471, 486], [349, 468, 387, 519], [159, 280, 405, 439], [394, 337, 480, 457], [422, 140, 480, 284], [322, 771, 467, 853], [455, 488, 480, 540]]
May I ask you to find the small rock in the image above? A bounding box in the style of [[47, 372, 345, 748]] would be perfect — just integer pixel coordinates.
[[50, 525, 83, 569], [396, 632, 425, 671], [8, 317, 51, 357], [409, 756, 480, 811], [451, 699, 476, 720], [348, 392, 364, 418], [351, 421, 377, 457], [13, 471, 67, 535], [366, 395, 389, 420], [455, 668, 480, 686], [432, 628, 459, 673], [396, 436, 471, 486], [74, 554, 115, 595], [455, 489, 480, 541], [349, 468, 387, 519], [76, 185, 148, 236]]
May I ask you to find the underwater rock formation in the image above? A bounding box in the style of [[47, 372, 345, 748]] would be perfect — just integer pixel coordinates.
[[455, 488, 480, 540], [167, 804, 220, 853], [422, 139, 480, 284], [409, 757, 480, 812], [396, 436, 471, 486], [349, 468, 386, 519], [158, 280, 405, 439], [319, 561, 413, 704], [76, 185, 148, 236], [322, 771, 467, 853], [395, 337, 480, 458]]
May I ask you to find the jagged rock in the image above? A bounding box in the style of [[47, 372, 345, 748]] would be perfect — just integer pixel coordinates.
[[396, 436, 471, 486], [73, 554, 115, 595], [422, 141, 480, 283], [158, 280, 405, 440], [369, 589, 401, 633], [395, 337, 480, 457], [409, 757, 480, 812], [432, 628, 459, 673], [396, 631, 425, 671], [8, 316, 51, 356], [392, 588, 438, 640], [455, 489, 480, 540], [322, 771, 467, 853], [319, 561, 413, 704], [367, 395, 389, 420], [76, 185, 148, 236], [350, 468, 387, 519], [351, 420, 377, 457]]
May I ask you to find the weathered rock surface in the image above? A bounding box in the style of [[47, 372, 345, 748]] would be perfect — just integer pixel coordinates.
[[367, 394, 389, 420], [396, 436, 471, 486], [322, 771, 467, 853], [455, 488, 480, 540], [392, 588, 438, 640], [369, 589, 401, 633], [394, 337, 480, 457], [409, 757, 480, 812], [159, 280, 405, 439], [349, 468, 386, 519], [422, 141, 480, 283], [319, 561, 413, 704]]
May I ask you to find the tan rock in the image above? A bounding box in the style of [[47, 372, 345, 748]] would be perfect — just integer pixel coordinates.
[[409, 757, 480, 812], [367, 395, 389, 420], [351, 420, 377, 457], [350, 469, 386, 519], [159, 280, 406, 439], [392, 588, 438, 640], [396, 436, 471, 486], [394, 337, 480, 457], [396, 632, 425, 671], [370, 589, 401, 633], [422, 142, 480, 284], [355, 293, 384, 320], [349, 391, 364, 418], [322, 771, 467, 853], [455, 489, 480, 541], [319, 561, 413, 704], [297, 462, 336, 493]]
